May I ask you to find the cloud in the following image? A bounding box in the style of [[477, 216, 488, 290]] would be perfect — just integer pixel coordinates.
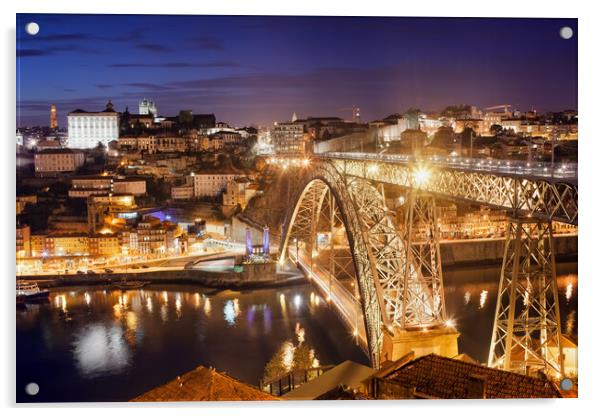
[[189, 35, 224, 51], [19, 33, 97, 43], [17, 44, 100, 58], [124, 82, 173, 91], [134, 43, 172, 53], [17, 49, 51, 57], [109, 61, 240, 68]]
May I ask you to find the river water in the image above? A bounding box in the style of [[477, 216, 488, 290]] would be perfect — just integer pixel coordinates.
[[16, 262, 577, 402]]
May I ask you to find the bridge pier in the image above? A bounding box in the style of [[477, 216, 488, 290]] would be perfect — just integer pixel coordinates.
[[382, 327, 459, 364], [488, 217, 565, 379]]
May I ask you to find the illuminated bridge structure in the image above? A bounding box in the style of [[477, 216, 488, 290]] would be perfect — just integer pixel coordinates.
[[275, 153, 577, 378]]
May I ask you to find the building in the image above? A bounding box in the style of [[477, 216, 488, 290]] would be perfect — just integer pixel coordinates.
[[222, 178, 259, 209], [370, 354, 561, 399], [50, 104, 58, 129], [139, 98, 157, 116], [69, 176, 113, 198], [113, 179, 147, 196], [34, 148, 85, 176], [171, 184, 194, 200], [272, 122, 306, 155], [36, 140, 61, 151], [132, 365, 277, 402], [16, 224, 31, 258], [136, 219, 167, 255], [44, 234, 89, 256], [192, 172, 247, 198], [16, 195, 37, 215], [67, 101, 119, 148], [89, 234, 121, 257], [87, 194, 136, 232], [69, 176, 146, 198]]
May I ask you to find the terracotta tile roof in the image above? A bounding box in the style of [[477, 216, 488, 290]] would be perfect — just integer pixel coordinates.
[[131, 365, 279, 402], [383, 354, 561, 399]]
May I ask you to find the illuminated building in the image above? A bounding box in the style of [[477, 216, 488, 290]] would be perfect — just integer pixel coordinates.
[[113, 179, 146, 196], [67, 101, 119, 149], [16, 195, 37, 215], [44, 234, 89, 256], [50, 104, 58, 129], [138, 98, 157, 116], [222, 178, 259, 209], [272, 121, 306, 155], [170, 184, 194, 200], [16, 225, 31, 258], [192, 172, 247, 198], [34, 148, 85, 176], [87, 194, 136, 232], [89, 234, 121, 256], [69, 176, 146, 198]]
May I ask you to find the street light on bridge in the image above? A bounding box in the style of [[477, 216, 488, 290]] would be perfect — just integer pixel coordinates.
[[412, 166, 432, 188]]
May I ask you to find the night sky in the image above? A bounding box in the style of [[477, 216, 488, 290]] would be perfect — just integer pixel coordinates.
[[16, 14, 577, 128]]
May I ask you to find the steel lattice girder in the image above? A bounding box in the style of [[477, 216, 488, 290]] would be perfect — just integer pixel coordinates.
[[400, 192, 447, 325], [488, 218, 564, 378], [330, 159, 578, 225], [279, 161, 446, 367]]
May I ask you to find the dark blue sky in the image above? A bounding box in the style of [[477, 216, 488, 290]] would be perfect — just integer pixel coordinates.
[[16, 14, 577, 127]]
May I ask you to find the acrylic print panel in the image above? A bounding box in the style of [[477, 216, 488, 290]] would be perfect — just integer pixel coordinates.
[[15, 13, 578, 402]]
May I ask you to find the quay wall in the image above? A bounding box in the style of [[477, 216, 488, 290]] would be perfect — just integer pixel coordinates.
[[20, 262, 295, 290], [439, 235, 577, 267]]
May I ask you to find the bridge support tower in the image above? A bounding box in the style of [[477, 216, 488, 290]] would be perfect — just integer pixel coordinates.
[[488, 217, 565, 379], [381, 189, 458, 363]]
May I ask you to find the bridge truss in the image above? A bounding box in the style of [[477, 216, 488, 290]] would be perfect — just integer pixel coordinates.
[[278, 161, 447, 367], [327, 158, 578, 225]]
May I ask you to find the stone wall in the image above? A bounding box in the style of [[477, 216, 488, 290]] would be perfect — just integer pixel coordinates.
[[440, 235, 577, 267]]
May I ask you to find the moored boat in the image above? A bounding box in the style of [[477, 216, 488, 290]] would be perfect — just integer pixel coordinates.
[[114, 280, 150, 290], [16, 280, 50, 302]]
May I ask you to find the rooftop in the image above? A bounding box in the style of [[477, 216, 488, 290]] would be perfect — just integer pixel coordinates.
[[131, 365, 278, 402], [381, 354, 561, 399]]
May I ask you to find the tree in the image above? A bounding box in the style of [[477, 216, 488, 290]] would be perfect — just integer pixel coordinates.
[[490, 124, 503, 136]]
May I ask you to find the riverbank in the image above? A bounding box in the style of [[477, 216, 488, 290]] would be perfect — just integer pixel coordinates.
[[18, 268, 306, 291]]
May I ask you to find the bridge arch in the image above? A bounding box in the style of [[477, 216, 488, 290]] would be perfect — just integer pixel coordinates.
[[278, 160, 446, 367]]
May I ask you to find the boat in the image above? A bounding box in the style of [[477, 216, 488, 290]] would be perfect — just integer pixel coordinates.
[[16, 280, 50, 302], [114, 280, 150, 290]]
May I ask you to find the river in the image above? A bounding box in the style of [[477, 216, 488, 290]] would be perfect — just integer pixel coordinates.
[[16, 262, 577, 402]]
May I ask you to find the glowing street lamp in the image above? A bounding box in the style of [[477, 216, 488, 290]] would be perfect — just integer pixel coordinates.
[[412, 166, 432, 188]]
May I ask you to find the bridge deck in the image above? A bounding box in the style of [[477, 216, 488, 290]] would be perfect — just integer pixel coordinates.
[[319, 152, 577, 184]]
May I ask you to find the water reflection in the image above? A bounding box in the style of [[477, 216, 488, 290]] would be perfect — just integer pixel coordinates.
[[16, 266, 577, 402], [72, 324, 131, 378], [223, 299, 240, 326], [479, 290, 488, 309]]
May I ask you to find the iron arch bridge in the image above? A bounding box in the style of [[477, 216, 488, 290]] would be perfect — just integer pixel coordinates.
[[278, 160, 450, 367], [275, 154, 577, 378]]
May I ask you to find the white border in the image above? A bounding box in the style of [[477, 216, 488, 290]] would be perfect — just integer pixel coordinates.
[[2, 1, 601, 415]]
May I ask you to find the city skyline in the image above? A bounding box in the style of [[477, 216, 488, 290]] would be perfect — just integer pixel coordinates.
[[17, 14, 577, 127]]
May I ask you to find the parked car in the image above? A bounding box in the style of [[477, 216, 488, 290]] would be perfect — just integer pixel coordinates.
[[76, 270, 85, 275], [104, 268, 114, 274], [86, 270, 96, 275]]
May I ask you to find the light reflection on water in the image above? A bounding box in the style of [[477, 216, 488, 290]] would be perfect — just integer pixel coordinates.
[[72, 324, 131, 378], [16, 263, 577, 402]]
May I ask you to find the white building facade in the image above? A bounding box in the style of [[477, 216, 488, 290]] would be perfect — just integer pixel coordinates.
[[192, 173, 246, 198], [67, 101, 119, 149]]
